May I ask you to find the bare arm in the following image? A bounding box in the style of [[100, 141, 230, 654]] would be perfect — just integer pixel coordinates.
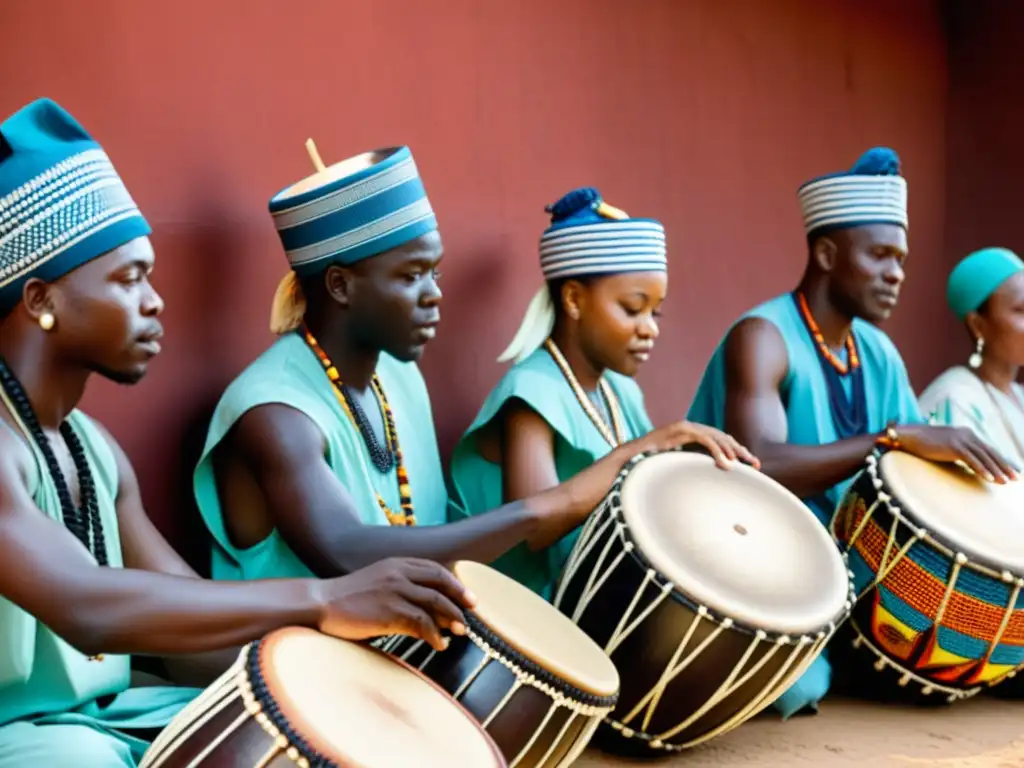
[[721, 318, 1017, 495], [95, 423, 240, 685], [0, 428, 474, 658], [229, 404, 588, 576], [722, 317, 878, 498]]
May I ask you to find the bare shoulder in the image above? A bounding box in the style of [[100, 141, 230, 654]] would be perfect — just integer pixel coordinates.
[[229, 402, 326, 469], [723, 316, 789, 386]]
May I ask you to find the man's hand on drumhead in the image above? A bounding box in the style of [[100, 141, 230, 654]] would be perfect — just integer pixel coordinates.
[[899, 425, 1019, 484], [641, 421, 761, 471], [317, 558, 477, 651]]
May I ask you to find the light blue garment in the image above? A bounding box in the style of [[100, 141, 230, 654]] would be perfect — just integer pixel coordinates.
[[194, 332, 450, 581], [0, 410, 197, 764], [687, 293, 924, 717], [448, 348, 653, 598]]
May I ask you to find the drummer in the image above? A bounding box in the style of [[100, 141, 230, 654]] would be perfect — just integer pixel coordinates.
[[447, 187, 758, 598], [193, 151, 746, 584], [686, 147, 1018, 718], [0, 98, 479, 766]]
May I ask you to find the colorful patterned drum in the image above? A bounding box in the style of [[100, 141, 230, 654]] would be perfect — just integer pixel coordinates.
[[553, 449, 854, 755], [832, 450, 1024, 702], [140, 627, 506, 767]]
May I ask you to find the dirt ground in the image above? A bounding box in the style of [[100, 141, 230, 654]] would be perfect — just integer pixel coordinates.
[[578, 696, 1024, 767]]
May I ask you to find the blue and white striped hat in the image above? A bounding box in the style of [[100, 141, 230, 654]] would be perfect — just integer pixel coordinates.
[[0, 98, 151, 313], [498, 188, 667, 364], [269, 145, 437, 276], [539, 187, 666, 280], [797, 147, 908, 238]]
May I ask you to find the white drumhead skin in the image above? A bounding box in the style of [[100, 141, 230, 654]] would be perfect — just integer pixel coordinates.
[[880, 451, 1024, 572], [619, 452, 849, 635], [263, 628, 503, 767], [452, 561, 620, 696]]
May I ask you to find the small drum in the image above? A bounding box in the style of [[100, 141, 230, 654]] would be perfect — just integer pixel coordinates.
[[553, 449, 854, 755], [379, 560, 620, 767], [831, 450, 1024, 703], [140, 627, 506, 768]]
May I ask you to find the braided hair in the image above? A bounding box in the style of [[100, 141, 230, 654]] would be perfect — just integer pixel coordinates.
[[0, 355, 108, 565]]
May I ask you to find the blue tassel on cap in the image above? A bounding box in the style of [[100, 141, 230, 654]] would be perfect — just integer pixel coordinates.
[[850, 147, 901, 176]]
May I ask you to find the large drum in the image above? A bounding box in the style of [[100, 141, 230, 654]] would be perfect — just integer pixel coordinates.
[[379, 560, 620, 767], [140, 627, 506, 768], [553, 449, 854, 755], [831, 449, 1024, 703]]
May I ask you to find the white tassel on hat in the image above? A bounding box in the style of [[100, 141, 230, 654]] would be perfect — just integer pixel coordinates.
[[496, 285, 556, 364]]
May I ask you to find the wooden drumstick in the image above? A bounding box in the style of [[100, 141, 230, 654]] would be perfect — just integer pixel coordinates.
[[305, 138, 327, 173]]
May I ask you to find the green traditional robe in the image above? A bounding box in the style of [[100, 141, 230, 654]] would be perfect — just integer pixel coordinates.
[[0, 410, 196, 767], [194, 332, 450, 581], [448, 348, 653, 599]]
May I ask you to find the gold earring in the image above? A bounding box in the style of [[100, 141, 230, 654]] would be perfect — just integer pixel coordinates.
[[39, 313, 55, 332]]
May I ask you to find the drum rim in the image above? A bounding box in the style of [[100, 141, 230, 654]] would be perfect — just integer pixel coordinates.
[[597, 449, 855, 643], [460, 611, 620, 711], [246, 629, 508, 767], [839, 450, 1024, 584]]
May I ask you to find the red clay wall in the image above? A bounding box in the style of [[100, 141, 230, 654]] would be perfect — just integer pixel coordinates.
[[0, 0, 950, 565]]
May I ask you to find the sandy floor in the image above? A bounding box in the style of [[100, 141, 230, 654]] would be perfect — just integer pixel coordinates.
[[578, 696, 1024, 767]]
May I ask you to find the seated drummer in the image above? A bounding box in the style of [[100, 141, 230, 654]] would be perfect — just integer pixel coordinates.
[[448, 187, 757, 598], [0, 99, 476, 766], [919, 248, 1024, 468], [686, 147, 1018, 719], [193, 148, 740, 584]]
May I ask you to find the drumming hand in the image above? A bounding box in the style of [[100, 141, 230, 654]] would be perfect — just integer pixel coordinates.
[[898, 425, 1019, 484], [317, 558, 477, 652], [636, 421, 761, 471]]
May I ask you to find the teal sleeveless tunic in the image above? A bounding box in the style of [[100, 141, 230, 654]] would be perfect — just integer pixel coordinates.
[[0, 410, 197, 766], [448, 348, 653, 599], [194, 333, 450, 581], [686, 293, 923, 718]]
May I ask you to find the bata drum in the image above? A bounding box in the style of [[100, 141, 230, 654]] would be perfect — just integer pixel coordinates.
[[140, 627, 506, 768], [832, 449, 1024, 702], [553, 449, 854, 755], [379, 560, 620, 767]]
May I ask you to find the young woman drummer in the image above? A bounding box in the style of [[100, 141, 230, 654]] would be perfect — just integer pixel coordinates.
[[448, 187, 758, 599]]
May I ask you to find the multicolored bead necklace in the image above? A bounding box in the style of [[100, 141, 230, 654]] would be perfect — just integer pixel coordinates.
[[544, 339, 626, 447], [300, 326, 415, 526], [795, 291, 860, 375]]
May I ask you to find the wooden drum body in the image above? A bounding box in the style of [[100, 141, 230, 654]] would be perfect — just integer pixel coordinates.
[[832, 450, 1024, 702], [141, 627, 506, 768], [380, 561, 620, 768], [553, 449, 854, 756]]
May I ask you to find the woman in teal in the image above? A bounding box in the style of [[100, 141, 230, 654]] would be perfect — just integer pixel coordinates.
[[920, 247, 1024, 468], [449, 188, 756, 599]]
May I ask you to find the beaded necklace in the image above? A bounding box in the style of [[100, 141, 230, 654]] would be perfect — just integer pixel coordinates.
[[300, 327, 415, 526], [0, 357, 108, 564], [544, 339, 626, 447], [795, 291, 860, 374], [792, 291, 868, 439]]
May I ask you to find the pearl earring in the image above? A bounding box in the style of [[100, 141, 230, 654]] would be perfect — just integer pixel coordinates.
[[969, 336, 984, 369], [39, 313, 55, 332]]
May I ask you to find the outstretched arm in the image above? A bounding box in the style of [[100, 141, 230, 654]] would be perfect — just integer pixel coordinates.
[[722, 318, 1016, 495], [0, 428, 474, 660]]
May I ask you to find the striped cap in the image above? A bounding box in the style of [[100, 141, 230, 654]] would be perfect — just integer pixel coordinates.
[[0, 98, 151, 312], [269, 145, 437, 276], [798, 147, 908, 237], [539, 188, 666, 280]]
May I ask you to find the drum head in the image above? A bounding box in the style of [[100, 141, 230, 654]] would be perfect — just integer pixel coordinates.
[[452, 561, 620, 697], [260, 628, 504, 767], [880, 451, 1024, 573], [619, 452, 849, 635]]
